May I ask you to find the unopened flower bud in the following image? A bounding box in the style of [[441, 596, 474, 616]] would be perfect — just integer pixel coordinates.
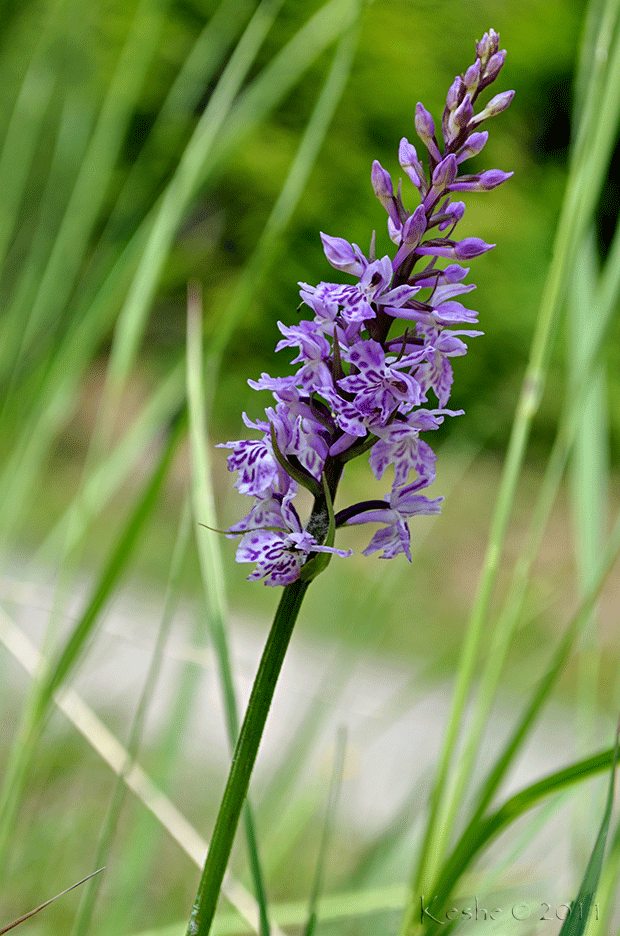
[[484, 50, 506, 82], [446, 76, 466, 112], [320, 232, 365, 275], [463, 60, 481, 94], [470, 89, 515, 125], [454, 236, 495, 258], [476, 28, 500, 65], [415, 102, 442, 161], [398, 137, 425, 189], [453, 95, 474, 129], [437, 200, 465, 230], [432, 154, 458, 189], [371, 159, 393, 201], [455, 130, 488, 164], [402, 204, 427, 246], [448, 168, 513, 192], [477, 168, 513, 189]]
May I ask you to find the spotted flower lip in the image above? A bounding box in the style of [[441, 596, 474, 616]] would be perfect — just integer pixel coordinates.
[[234, 491, 352, 586], [220, 28, 513, 585], [343, 486, 444, 562], [338, 339, 427, 424]]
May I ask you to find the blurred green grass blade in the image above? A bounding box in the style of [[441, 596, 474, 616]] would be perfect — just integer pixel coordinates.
[[37, 361, 185, 563], [71, 501, 191, 936], [186, 286, 235, 744], [107, 0, 284, 395], [557, 730, 619, 935], [102, 604, 206, 934], [0, 869, 104, 935], [423, 221, 620, 912], [0, 0, 357, 548], [186, 286, 271, 936], [0, 413, 184, 872], [584, 809, 620, 934], [0, 66, 55, 277], [460, 507, 620, 840], [568, 235, 608, 845], [567, 0, 613, 838], [207, 0, 357, 172], [0, 608, 269, 935], [38, 413, 184, 709], [107, 0, 255, 228], [426, 204, 620, 873], [12, 0, 170, 367], [408, 0, 620, 905], [206, 7, 361, 370], [0, 0, 71, 274], [416, 509, 620, 933], [0, 89, 95, 389], [0, 223, 147, 546], [426, 744, 618, 930], [127, 884, 408, 936], [303, 728, 347, 936], [107, 0, 356, 397], [572, 0, 620, 163]]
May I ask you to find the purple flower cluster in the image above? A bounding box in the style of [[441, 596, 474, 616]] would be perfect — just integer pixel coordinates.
[[219, 29, 513, 586]]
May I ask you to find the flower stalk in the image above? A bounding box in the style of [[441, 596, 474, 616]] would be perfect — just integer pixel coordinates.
[[186, 580, 309, 936], [187, 26, 513, 934]]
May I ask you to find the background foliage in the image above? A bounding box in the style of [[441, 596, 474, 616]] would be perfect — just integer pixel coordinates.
[[0, 1, 619, 935]]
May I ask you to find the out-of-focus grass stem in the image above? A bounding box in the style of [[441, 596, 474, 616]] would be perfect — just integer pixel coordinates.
[[405, 0, 620, 915]]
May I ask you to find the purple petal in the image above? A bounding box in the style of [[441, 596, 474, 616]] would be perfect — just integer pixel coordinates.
[[320, 232, 366, 276]]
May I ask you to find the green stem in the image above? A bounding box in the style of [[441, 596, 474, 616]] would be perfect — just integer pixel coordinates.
[[186, 579, 310, 936]]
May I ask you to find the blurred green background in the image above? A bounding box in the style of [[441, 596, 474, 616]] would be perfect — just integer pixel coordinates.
[[1, 0, 615, 646], [1, 0, 619, 934], [3, 0, 616, 453]]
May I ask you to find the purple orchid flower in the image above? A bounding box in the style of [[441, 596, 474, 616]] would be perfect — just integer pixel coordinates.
[[308, 257, 420, 325], [345, 486, 443, 561], [338, 339, 427, 425], [368, 409, 461, 488], [233, 492, 351, 586], [218, 29, 513, 585]]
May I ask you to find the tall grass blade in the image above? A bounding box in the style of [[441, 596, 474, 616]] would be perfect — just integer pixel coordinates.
[[101, 605, 206, 934], [407, 0, 620, 909], [584, 809, 620, 934], [0, 414, 184, 871], [106, 0, 284, 397], [423, 201, 620, 876], [206, 0, 357, 173], [0, 88, 95, 391], [107, 0, 357, 402], [11, 0, 169, 370], [451, 506, 620, 855], [0, 0, 70, 274], [424, 743, 618, 932], [0, 608, 268, 935], [0, 0, 357, 550], [0, 869, 104, 935], [303, 727, 347, 936], [557, 727, 619, 935], [70, 502, 192, 936], [568, 235, 608, 841], [38, 362, 185, 563], [186, 285, 272, 936], [206, 9, 361, 372], [128, 885, 408, 936], [106, 0, 255, 234], [567, 0, 613, 845]]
